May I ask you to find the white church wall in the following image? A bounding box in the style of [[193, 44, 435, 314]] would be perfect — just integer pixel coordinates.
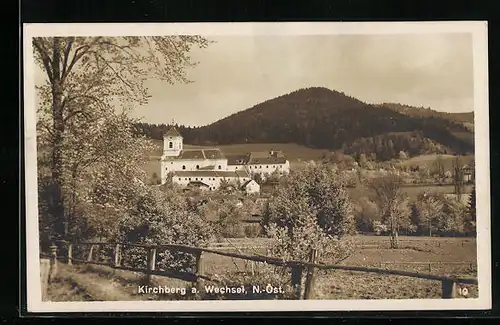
[[172, 174, 251, 191], [163, 158, 229, 174]]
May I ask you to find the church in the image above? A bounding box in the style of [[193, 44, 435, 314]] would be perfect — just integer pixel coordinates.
[[160, 127, 291, 192]]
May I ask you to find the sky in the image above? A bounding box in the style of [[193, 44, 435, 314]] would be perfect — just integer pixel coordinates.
[[34, 33, 475, 127], [137, 33, 474, 127]]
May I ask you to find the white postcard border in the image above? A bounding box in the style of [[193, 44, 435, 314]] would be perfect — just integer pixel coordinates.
[[23, 21, 491, 313]]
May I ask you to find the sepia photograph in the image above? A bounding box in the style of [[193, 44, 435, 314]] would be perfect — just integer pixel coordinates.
[[23, 22, 490, 312]]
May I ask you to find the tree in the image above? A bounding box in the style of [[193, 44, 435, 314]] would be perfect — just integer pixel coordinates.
[[432, 155, 446, 184], [218, 178, 233, 194], [34, 36, 209, 241], [466, 185, 476, 235], [252, 173, 263, 185], [452, 156, 465, 200], [440, 195, 468, 236], [370, 173, 412, 248], [415, 193, 444, 237], [262, 163, 355, 263]]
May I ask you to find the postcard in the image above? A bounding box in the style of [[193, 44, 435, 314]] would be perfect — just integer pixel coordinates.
[[23, 21, 490, 312]]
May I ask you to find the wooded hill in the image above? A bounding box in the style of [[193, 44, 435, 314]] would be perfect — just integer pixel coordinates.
[[134, 87, 474, 161]]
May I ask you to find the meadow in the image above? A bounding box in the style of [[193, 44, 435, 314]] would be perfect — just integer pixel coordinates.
[[45, 235, 477, 301]]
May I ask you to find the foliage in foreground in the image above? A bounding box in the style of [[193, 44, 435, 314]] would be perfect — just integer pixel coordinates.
[[35, 36, 210, 242], [262, 162, 356, 264]]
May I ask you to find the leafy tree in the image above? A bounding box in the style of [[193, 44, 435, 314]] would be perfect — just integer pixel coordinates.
[[262, 163, 355, 263], [34, 36, 209, 241], [252, 173, 263, 185], [415, 193, 444, 237], [265, 169, 281, 186], [370, 173, 412, 248], [440, 195, 468, 236]]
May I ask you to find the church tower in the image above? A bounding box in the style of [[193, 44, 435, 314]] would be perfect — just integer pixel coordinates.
[[163, 126, 183, 157]]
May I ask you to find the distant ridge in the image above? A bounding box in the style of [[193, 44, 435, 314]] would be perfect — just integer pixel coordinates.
[[377, 103, 474, 125], [134, 87, 474, 161]]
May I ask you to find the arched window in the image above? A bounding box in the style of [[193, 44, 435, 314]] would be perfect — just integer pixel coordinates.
[[196, 165, 200, 169], [218, 165, 221, 170], [169, 142, 173, 149], [182, 165, 186, 170]]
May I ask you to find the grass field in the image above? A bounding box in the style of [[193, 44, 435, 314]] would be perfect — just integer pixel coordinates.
[[396, 154, 475, 170], [45, 235, 478, 301]]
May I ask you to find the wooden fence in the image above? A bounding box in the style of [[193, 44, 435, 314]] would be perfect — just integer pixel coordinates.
[[44, 240, 478, 300]]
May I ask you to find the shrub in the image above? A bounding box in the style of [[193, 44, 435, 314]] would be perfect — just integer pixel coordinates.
[[207, 263, 295, 300], [115, 185, 216, 273]]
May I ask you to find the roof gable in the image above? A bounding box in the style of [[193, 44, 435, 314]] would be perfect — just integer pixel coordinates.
[[165, 127, 182, 137]]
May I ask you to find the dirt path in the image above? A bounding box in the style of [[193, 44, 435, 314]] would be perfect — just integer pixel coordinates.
[[47, 263, 142, 301]]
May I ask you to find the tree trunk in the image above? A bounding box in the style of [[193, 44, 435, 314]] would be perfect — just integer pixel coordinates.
[[50, 38, 68, 240]]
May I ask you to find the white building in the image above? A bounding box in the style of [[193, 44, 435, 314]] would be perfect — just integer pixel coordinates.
[[160, 127, 290, 191], [242, 179, 260, 195]]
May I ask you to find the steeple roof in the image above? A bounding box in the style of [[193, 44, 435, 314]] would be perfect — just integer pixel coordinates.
[[164, 127, 182, 137]]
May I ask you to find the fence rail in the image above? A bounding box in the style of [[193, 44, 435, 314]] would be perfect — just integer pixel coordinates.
[[44, 240, 478, 300]]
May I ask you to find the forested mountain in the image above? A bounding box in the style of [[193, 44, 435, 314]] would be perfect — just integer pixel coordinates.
[[377, 102, 474, 124], [134, 87, 474, 160]]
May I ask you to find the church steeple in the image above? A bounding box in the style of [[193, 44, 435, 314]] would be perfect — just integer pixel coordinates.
[[163, 126, 183, 157]]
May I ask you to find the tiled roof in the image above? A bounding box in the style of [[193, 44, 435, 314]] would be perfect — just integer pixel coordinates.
[[187, 181, 210, 187], [235, 169, 250, 178], [204, 149, 225, 159], [248, 151, 287, 165], [172, 170, 249, 178], [198, 165, 215, 170], [179, 150, 205, 160], [227, 154, 250, 165], [171, 149, 225, 160], [164, 127, 182, 137], [241, 179, 256, 187]]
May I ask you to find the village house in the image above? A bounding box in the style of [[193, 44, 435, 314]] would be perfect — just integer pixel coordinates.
[[160, 127, 290, 192], [241, 179, 260, 195]]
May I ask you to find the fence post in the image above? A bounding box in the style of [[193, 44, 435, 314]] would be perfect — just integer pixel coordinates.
[[48, 245, 58, 283], [87, 245, 94, 262], [67, 244, 72, 265], [114, 244, 121, 267], [146, 247, 156, 285], [304, 249, 318, 300], [428, 263, 432, 273], [290, 264, 303, 300], [442, 279, 457, 298], [195, 250, 205, 292]]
